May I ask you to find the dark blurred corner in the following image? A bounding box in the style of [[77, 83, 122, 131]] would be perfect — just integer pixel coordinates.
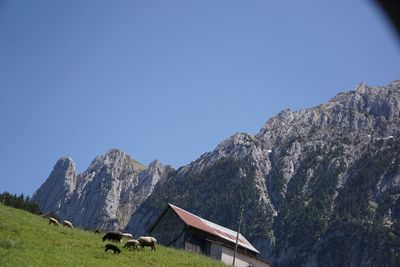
[[373, 0, 400, 42]]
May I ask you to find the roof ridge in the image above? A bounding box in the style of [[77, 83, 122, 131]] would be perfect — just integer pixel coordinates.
[[168, 203, 259, 254]]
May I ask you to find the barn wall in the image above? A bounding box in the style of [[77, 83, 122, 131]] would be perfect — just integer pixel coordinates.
[[184, 227, 209, 255], [183, 227, 265, 266], [202, 231, 258, 258], [149, 208, 269, 266], [149, 208, 186, 249], [209, 242, 222, 260], [220, 246, 270, 267]]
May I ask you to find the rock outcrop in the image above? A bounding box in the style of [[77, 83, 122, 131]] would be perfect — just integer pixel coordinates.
[[32, 157, 77, 217], [33, 149, 174, 231], [34, 80, 400, 266], [125, 80, 400, 267]]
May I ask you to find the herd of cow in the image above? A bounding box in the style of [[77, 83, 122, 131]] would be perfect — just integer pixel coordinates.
[[48, 217, 157, 254]]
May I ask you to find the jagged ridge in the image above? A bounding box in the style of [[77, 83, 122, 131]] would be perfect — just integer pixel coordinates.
[[125, 80, 400, 267], [34, 80, 400, 266], [32, 149, 174, 230]]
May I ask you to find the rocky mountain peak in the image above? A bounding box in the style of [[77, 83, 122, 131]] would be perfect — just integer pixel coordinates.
[[390, 79, 400, 87], [216, 132, 256, 153], [183, 132, 265, 175], [55, 156, 74, 167], [32, 156, 77, 214], [42, 156, 77, 191], [137, 160, 174, 190], [33, 80, 400, 267], [125, 80, 400, 267], [33, 150, 174, 231], [80, 149, 146, 187], [277, 108, 293, 120], [99, 148, 125, 163], [89, 148, 145, 174], [355, 82, 368, 93], [147, 159, 162, 169], [56, 157, 77, 189], [258, 81, 400, 146]]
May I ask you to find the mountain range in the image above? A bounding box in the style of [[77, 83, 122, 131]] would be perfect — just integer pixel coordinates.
[[33, 80, 400, 267]]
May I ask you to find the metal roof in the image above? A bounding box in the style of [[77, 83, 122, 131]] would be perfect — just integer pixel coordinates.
[[168, 203, 260, 254]]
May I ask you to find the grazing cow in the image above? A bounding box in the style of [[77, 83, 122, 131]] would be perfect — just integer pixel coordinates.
[[123, 239, 139, 251], [138, 236, 157, 251], [49, 217, 60, 226], [105, 244, 121, 254], [62, 220, 73, 228], [102, 231, 123, 242]]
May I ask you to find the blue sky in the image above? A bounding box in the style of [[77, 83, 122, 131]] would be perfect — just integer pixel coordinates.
[[1, 1, 399, 196]]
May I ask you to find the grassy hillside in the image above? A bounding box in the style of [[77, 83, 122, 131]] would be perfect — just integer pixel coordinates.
[[0, 204, 225, 267]]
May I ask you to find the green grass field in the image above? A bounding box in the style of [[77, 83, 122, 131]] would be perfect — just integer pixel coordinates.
[[0, 204, 225, 266]]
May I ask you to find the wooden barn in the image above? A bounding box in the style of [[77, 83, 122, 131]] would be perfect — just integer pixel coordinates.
[[148, 203, 270, 267]]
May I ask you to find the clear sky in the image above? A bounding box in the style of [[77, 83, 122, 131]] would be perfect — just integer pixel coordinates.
[[1, 1, 399, 196]]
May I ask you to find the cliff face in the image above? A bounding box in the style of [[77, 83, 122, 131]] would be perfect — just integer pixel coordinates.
[[32, 157, 77, 216], [32, 149, 173, 230], [125, 81, 400, 266], [34, 81, 400, 266], [259, 81, 400, 266]]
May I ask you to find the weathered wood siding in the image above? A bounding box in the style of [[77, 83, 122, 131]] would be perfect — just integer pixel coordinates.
[[184, 227, 209, 254], [149, 208, 186, 249], [220, 245, 269, 267], [209, 242, 222, 260]]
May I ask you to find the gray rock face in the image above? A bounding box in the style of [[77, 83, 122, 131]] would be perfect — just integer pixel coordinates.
[[124, 132, 275, 240], [32, 157, 77, 216], [33, 149, 174, 231], [125, 80, 400, 266], [34, 80, 400, 267]]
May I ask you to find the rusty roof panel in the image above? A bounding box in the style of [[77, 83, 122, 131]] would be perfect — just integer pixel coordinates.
[[168, 203, 259, 254]]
